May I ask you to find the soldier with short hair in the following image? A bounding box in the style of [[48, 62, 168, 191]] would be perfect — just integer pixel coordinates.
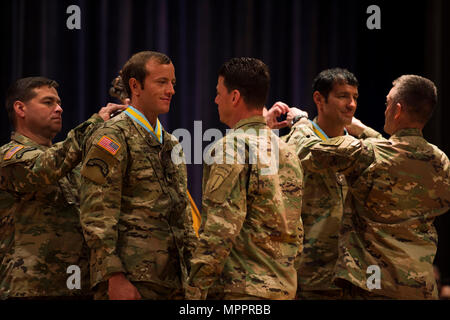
[[79, 51, 197, 300], [266, 68, 380, 299], [186, 57, 304, 300], [0, 76, 124, 299], [287, 75, 450, 299]]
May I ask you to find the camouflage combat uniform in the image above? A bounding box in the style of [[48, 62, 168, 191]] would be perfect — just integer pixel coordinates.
[[283, 118, 380, 299], [79, 110, 197, 299], [187, 116, 304, 300], [0, 115, 103, 299], [0, 190, 15, 297], [290, 121, 450, 299]]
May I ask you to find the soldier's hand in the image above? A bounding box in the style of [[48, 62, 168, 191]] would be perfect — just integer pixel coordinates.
[[98, 99, 129, 121], [265, 101, 290, 129], [345, 117, 367, 137], [108, 272, 142, 300], [441, 285, 450, 299], [286, 107, 308, 127], [184, 284, 203, 300]]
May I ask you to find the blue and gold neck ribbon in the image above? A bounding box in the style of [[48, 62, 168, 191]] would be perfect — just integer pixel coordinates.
[[124, 106, 163, 144], [310, 120, 348, 141]]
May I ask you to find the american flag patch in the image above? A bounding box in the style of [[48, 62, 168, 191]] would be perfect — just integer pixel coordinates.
[[4, 145, 24, 160], [97, 136, 121, 155]]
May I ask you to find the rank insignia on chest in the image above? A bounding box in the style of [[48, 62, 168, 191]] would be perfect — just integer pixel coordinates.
[[97, 136, 121, 155], [3, 145, 24, 160]]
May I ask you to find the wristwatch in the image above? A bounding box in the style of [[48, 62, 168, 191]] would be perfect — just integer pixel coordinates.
[[291, 111, 308, 126]]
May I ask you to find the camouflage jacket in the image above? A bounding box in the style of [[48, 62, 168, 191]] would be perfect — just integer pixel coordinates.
[[0, 114, 103, 298], [283, 118, 381, 292], [187, 116, 304, 300], [80, 112, 197, 293], [291, 121, 450, 299]]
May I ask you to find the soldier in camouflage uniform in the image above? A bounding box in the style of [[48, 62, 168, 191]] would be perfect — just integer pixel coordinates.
[[80, 51, 197, 300], [287, 75, 450, 299], [109, 72, 202, 237], [0, 77, 124, 299], [186, 58, 304, 300], [266, 68, 380, 299]]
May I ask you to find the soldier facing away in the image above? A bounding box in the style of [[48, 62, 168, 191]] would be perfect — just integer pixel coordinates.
[[0, 76, 125, 299], [287, 75, 450, 299], [186, 57, 304, 300], [80, 51, 197, 300]]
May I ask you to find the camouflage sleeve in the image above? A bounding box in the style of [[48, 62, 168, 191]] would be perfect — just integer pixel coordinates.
[[165, 135, 198, 275], [179, 191, 199, 292], [284, 121, 376, 186], [0, 114, 103, 193], [358, 126, 384, 139], [179, 162, 199, 273], [199, 165, 212, 228], [187, 162, 247, 299], [79, 127, 127, 288], [283, 120, 323, 160], [303, 136, 376, 185]]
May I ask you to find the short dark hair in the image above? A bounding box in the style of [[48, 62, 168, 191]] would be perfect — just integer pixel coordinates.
[[121, 51, 172, 98], [5, 76, 59, 129], [391, 75, 437, 123], [218, 57, 270, 109], [312, 68, 359, 102]]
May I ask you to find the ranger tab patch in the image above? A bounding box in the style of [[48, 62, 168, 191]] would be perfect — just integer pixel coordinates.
[[97, 136, 121, 155], [4, 145, 24, 160]]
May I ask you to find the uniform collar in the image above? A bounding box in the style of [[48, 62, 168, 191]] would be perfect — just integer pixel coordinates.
[[391, 128, 423, 138], [124, 106, 163, 144], [126, 115, 166, 147], [311, 116, 348, 139], [232, 115, 266, 130], [11, 132, 47, 150]]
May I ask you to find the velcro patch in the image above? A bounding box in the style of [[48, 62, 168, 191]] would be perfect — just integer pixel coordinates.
[[86, 158, 109, 178], [204, 165, 244, 203], [3, 145, 24, 160], [320, 136, 345, 146], [97, 136, 121, 155], [207, 166, 234, 194]]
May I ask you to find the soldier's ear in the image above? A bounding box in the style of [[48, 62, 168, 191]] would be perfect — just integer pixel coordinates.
[[13, 101, 26, 119], [313, 91, 324, 111], [394, 103, 402, 120], [129, 78, 140, 97], [231, 90, 240, 106]]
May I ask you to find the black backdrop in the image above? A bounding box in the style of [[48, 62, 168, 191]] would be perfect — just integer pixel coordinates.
[[1, 0, 449, 282]]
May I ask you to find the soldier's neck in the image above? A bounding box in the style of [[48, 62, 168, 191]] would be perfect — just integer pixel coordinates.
[[317, 115, 345, 138], [15, 127, 53, 147], [228, 105, 263, 128], [131, 104, 158, 128]]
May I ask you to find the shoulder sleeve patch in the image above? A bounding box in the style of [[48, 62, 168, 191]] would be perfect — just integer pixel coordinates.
[[97, 135, 121, 155], [3, 145, 24, 160], [204, 165, 244, 203], [81, 145, 119, 185], [207, 166, 234, 194]]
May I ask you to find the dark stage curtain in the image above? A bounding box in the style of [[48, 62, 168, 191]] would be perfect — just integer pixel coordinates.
[[1, 0, 449, 281]]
